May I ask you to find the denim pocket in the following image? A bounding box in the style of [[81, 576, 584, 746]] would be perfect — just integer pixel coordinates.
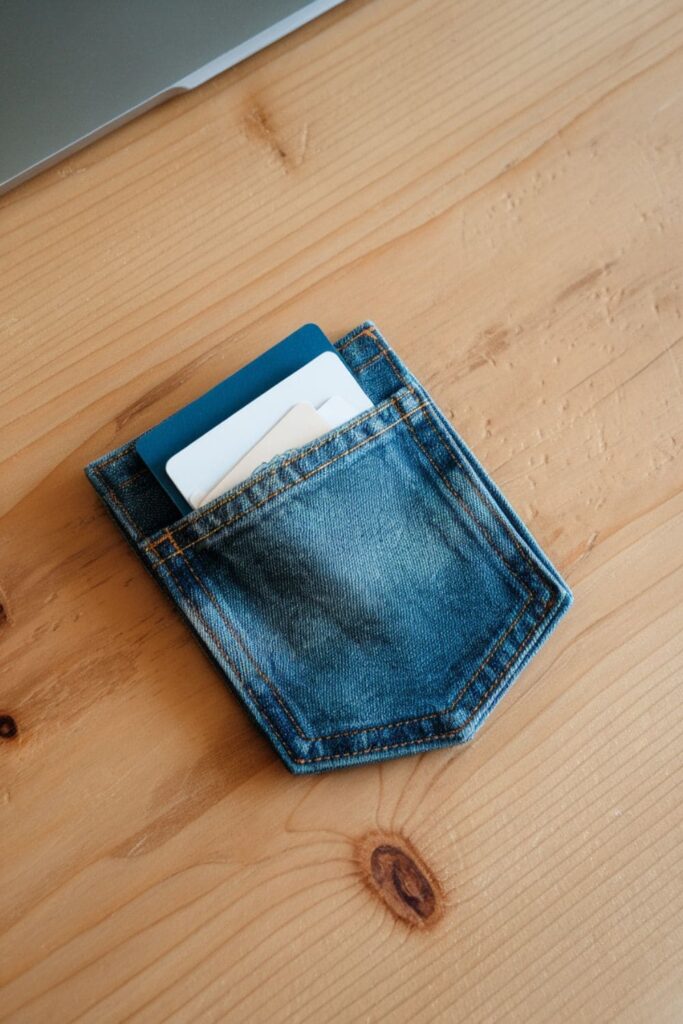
[[87, 323, 571, 773]]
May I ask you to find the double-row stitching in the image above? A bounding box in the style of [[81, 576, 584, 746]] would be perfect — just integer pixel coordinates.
[[180, 536, 535, 741], [404, 415, 534, 600], [289, 594, 556, 764], [445, 419, 541, 579], [160, 327, 548, 745], [92, 326, 557, 764], [348, 327, 542, 599], [354, 352, 385, 373], [175, 542, 311, 740], [148, 404, 427, 565], [143, 394, 411, 552], [373, 329, 547, 588], [160, 556, 301, 762], [91, 329, 390, 500], [417, 404, 543, 583], [142, 328, 403, 556], [94, 441, 136, 472], [94, 462, 143, 543], [92, 468, 308, 754], [335, 327, 377, 353], [118, 467, 149, 490], [172, 540, 554, 764]]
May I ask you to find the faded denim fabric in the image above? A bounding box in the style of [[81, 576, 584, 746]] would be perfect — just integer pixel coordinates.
[[86, 322, 572, 773]]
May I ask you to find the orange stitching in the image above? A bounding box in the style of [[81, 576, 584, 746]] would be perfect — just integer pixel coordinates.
[[178, 536, 534, 740], [176, 543, 311, 740], [156, 332, 545, 745], [118, 467, 148, 490], [335, 327, 377, 352], [160, 557, 300, 762], [161, 381, 547, 742], [144, 393, 411, 551], [96, 439, 553, 763], [92, 327, 380, 538], [419, 404, 539, 578], [355, 352, 385, 373], [167, 535, 554, 764], [404, 415, 534, 598], [95, 463, 142, 540], [373, 337, 415, 394], [144, 374, 550, 747], [361, 331, 409, 393], [94, 466, 306, 752], [149, 404, 427, 564], [92, 326, 377, 481], [289, 595, 555, 764], [160, 528, 176, 552], [95, 443, 136, 471], [373, 330, 545, 585]]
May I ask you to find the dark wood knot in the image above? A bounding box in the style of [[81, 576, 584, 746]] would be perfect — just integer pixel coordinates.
[[357, 832, 443, 928], [0, 715, 18, 740]]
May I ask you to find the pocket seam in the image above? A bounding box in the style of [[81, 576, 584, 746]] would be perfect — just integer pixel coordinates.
[[412, 402, 545, 586], [177, 539, 538, 742], [166, 539, 555, 764], [295, 593, 556, 764], [160, 555, 303, 764], [86, 327, 389, 493], [94, 461, 143, 542], [336, 325, 378, 353], [147, 401, 426, 565], [91, 326, 397, 510], [403, 412, 543, 597]]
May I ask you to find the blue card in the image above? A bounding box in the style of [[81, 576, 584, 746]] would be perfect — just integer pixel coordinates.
[[136, 324, 335, 514]]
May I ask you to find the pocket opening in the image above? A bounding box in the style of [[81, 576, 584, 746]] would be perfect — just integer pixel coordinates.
[[141, 384, 424, 560]]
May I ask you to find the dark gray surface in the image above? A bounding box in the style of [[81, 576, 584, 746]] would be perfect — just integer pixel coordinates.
[[0, 0, 344, 192]]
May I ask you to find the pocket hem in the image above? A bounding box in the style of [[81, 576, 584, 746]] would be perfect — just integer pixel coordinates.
[[144, 389, 425, 567]]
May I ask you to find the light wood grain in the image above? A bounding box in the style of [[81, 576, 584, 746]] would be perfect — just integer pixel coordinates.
[[1, 0, 682, 1020]]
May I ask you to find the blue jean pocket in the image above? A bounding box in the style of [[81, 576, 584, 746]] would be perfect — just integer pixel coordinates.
[[86, 322, 572, 773]]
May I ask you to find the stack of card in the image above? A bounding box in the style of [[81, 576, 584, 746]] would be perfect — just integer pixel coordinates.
[[136, 325, 373, 515]]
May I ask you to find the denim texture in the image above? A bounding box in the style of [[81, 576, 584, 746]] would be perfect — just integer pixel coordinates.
[[86, 322, 572, 773]]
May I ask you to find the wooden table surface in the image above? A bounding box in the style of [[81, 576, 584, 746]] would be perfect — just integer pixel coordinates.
[[1, 0, 682, 1020]]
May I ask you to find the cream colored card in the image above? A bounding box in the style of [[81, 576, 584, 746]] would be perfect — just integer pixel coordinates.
[[168, 351, 372, 508], [200, 402, 331, 505]]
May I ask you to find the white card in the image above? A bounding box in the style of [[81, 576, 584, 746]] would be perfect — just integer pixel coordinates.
[[199, 395, 361, 506], [166, 352, 372, 508], [316, 395, 358, 429], [200, 403, 326, 505]]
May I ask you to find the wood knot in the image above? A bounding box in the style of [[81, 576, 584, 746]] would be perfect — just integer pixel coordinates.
[[357, 832, 443, 928], [0, 580, 11, 626], [0, 715, 18, 740]]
